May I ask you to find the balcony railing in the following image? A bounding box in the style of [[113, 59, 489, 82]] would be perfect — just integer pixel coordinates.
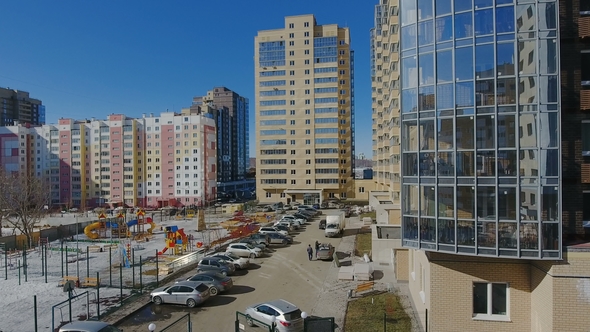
[[582, 164, 590, 184], [580, 17, 590, 38], [582, 90, 590, 110]]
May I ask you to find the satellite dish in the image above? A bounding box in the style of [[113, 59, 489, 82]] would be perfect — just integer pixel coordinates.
[[63, 280, 76, 293]]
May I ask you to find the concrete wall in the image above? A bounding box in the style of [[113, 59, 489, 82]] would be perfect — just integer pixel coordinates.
[[530, 261, 553, 332], [407, 249, 430, 330]]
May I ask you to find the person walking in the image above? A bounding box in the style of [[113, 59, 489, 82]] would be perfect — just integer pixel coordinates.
[[307, 244, 313, 261], [315, 240, 320, 259]]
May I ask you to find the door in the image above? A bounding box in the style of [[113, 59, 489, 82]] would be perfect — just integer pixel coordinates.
[[166, 285, 181, 304], [176, 285, 194, 305], [254, 305, 279, 326]]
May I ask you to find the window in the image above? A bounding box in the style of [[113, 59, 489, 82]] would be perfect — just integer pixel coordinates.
[[304, 22, 309, 27], [289, 33, 294, 38], [289, 23, 294, 29], [473, 283, 509, 320]]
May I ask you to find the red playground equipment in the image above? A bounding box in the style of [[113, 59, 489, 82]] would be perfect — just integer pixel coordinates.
[[158, 226, 188, 255]]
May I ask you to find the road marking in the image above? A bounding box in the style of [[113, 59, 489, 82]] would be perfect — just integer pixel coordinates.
[[273, 252, 324, 290]]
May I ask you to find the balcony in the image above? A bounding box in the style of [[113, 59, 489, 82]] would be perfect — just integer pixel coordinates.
[[582, 90, 590, 110], [581, 17, 590, 38], [583, 164, 590, 184]]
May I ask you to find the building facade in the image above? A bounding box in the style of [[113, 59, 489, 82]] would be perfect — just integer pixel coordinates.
[[192, 87, 249, 184], [371, 0, 590, 331], [254, 14, 355, 205], [0, 87, 45, 126]]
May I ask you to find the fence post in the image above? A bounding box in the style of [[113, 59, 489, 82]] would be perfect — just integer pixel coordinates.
[[155, 249, 159, 287], [45, 245, 48, 283], [5, 249, 8, 280], [86, 246, 89, 278], [34, 295, 38, 332], [383, 312, 386, 332], [139, 256, 143, 294], [425, 308, 428, 332], [109, 246, 112, 287], [97, 272, 101, 320], [119, 259, 123, 305], [132, 248, 135, 289], [41, 245, 44, 277], [65, 246, 68, 276], [61, 242, 64, 278], [18, 260, 21, 285]]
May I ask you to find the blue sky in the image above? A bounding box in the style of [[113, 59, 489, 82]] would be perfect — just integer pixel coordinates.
[[0, 1, 375, 158]]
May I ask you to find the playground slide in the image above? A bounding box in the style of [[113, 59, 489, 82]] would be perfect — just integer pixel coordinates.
[[84, 222, 101, 239]]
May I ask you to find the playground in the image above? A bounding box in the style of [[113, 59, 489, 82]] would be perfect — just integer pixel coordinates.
[[0, 209, 276, 331]]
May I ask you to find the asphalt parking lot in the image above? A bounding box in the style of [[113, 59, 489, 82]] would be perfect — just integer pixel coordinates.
[[116, 216, 342, 332]]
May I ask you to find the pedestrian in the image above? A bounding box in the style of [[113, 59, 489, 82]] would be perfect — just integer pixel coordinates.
[[307, 244, 313, 261], [315, 240, 320, 259]]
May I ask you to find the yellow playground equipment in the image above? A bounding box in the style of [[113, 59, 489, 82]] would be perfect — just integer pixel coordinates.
[[158, 226, 188, 255]]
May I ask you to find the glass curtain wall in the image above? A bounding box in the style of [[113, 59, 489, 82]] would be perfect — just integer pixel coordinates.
[[400, 0, 560, 259]]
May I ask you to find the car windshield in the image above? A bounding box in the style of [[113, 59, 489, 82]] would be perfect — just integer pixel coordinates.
[[245, 244, 255, 249], [195, 284, 209, 292], [225, 252, 240, 259], [327, 224, 337, 229], [283, 308, 303, 321]]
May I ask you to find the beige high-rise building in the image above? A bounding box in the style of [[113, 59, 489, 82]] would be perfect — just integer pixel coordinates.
[[254, 14, 355, 205]]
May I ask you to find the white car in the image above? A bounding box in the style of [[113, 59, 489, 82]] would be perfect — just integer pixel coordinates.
[[226, 243, 262, 258], [274, 221, 296, 231], [258, 226, 289, 237], [282, 215, 306, 225], [212, 252, 250, 269]]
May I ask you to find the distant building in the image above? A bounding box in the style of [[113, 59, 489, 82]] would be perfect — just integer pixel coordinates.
[[0, 87, 45, 126], [354, 168, 373, 180]]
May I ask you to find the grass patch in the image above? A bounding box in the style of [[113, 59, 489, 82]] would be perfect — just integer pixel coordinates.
[[354, 232, 372, 257], [359, 211, 376, 220], [345, 292, 412, 332]]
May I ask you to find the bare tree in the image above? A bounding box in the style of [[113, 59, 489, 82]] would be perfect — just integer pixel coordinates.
[[0, 170, 50, 247]]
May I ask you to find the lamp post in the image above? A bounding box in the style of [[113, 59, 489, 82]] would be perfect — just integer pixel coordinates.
[[148, 322, 156, 331]]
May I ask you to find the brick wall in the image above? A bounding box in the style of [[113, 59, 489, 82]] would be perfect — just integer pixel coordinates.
[[396, 248, 409, 281], [530, 263, 554, 331]]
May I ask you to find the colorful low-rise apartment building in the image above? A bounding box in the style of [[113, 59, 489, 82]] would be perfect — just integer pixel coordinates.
[[0, 110, 216, 210]]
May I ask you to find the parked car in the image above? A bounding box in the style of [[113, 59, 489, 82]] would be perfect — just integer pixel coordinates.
[[316, 243, 335, 260], [238, 237, 268, 251], [318, 219, 326, 230], [300, 207, 321, 216], [150, 281, 210, 308], [281, 214, 306, 225], [341, 208, 352, 218], [259, 226, 289, 237], [227, 243, 263, 258], [267, 232, 293, 245], [273, 224, 292, 234], [59, 321, 121, 332], [312, 204, 320, 209], [292, 213, 311, 222], [196, 257, 236, 276], [183, 271, 233, 296], [275, 220, 296, 231], [245, 299, 305, 332], [212, 252, 250, 269], [245, 233, 270, 246]]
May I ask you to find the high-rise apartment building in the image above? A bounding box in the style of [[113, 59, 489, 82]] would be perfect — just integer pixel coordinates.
[[255, 14, 355, 205], [192, 87, 249, 184], [371, 0, 590, 330], [0, 87, 45, 126]]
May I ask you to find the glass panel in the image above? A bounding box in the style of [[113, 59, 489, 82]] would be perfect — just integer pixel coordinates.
[[478, 220, 496, 248], [476, 115, 495, 149], [498, 114, 516, 148], [456, 82, 474, 107], [403, 153, 419, 176], [477, 151, 496, 176], [420, 120, 436, 150], [499, 222, 517, 248], [420, 218, 436, 242], [538, 3, 556, 30], [539, 113, 558, 148], [496, 6, 515, 34], [402, 89, 418, 113], [519, 149, 538, 177], [520, 187, 538, 221], [476, 80, 495, 106], [455, 47, 474, 80], [516, 4, 536, 33], [491, 284, 508, 315], [518, 41, 536, 75], [539, 76, 558, 103], [458, 220, 475, 246], [497, 0, 513, 4], [474, 9, 494, 36], [456, 116, 474, 149], [420, 152, 436, 176], [401, 25, 417, 50], [404, 121, 418, 151], [475, 44, 494, 79], [477, 186, 496, 219], [436, 0, 452, 16], [436, 16, 453, 42], [498, 188, 517, 220], [401, 0, 417, 26], [418, 20, 434, 46], [437, 50, 453, 83], [438, 118, 454, 150], [438, 151, 455, 176], [404, 185, 419, 215], [519, 77, 537, 104], [455, 0, 472, 13], [419, 53, 435, 85], [437, 84, 454, 109], [419, 86, 436, 111], [497, 78, 516, 105], [421, 186, 436, 216], [498, 151, 517, 176], [542, 223, 559, 250], [474, 0, 493, 8], [403, 217, 419, 240], [457, 151, 475, 176], [418, 0, 434, 20], [402, 57, 418, 88], [455, 12, 473, 39], [539, 39, 557, 74], [497, 43, 515, 76], [438, 219, 455, 244], [540, 150, 559, 177], [519, 113, 537, 148], [520, 223, 539, 249], [457, 187, 475, 218], [473, 283, 488, 314]]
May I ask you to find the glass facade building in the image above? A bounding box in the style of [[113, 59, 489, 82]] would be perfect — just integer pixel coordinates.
[[400, 0, 561, 259]]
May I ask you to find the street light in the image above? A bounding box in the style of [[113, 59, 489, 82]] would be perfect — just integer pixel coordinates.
[[148, 323, 156, 331], [301, 311, 308, 319]]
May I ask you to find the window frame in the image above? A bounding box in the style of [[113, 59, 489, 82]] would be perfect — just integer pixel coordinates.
[[472, 282, 510, 321]]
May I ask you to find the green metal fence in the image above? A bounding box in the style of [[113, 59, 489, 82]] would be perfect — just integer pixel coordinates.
[[304, 316, 335, 332], [160, 313, 192, 332], [235, 311, 273, 332]]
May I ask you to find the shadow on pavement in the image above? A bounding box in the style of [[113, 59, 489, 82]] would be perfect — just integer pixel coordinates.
[[227, 285, 255, 295], [201, 295, 236, 307]]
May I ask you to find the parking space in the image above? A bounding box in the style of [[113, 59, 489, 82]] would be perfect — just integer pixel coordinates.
[[116, 213, 341, 332]]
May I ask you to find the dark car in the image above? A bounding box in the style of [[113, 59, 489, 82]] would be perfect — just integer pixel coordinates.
[[245, 233, 270, 246], [196, 257, 236, 276], [319, 219, 326, 230], [317, 243, 335, 260], [183, 271, 233, 296], [238, 237, 267, 251], [267, 232, 293, 244], [312, 204, 320, 209], [293, 212, 311, 221]]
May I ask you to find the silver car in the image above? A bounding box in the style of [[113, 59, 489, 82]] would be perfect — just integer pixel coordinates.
[[212, 252, 250, 269], [150, 281, 210, 307], [59, 321, 121, 332], [245, 299, 304, 332], [184, 271, 233, 296], [196, 256, 236, 276]]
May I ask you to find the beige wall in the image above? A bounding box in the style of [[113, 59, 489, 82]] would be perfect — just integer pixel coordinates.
[[530, 261, 553, 332], [396, 248, 408, 281], [407, 249, 431, 330], [354, 179, 375, 201]]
